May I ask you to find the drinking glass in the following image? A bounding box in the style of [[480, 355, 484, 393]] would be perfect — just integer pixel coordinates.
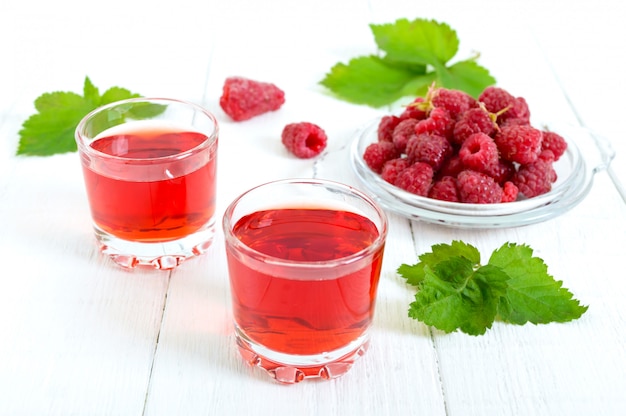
[[75, 98, 218, 269], [223, 179, 388, 383]]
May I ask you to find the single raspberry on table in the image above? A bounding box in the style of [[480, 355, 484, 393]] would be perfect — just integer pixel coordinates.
[[541, 130, 568, 161], [219, 77, 285, 121], [405, 133, 453, 170], [458, 132, 499, 174], [511, 158, 557, 198], [456, 170, 503, 204], [391, 118, 419, 153], [429, 176, 459, 202], [494, 124, 543, 164], [452, 103, 498, 145], [377, 115, 401, 142], [478, 86, 530, 125], [281, 122, 327, 159], [381, 157, 410, 184], [501, 181, 519, 202], [414, 107, 455, 140], [363, 141, 401, 173], [394, 162, 434, 196]]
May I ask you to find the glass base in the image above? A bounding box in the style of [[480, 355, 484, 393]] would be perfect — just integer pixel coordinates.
[[234, 325, 369, 384], [93, 221, 215, 270]]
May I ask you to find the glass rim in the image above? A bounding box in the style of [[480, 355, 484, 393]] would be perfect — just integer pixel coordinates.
[[75, 97, 219, 163], [222, 178, 389, 268]]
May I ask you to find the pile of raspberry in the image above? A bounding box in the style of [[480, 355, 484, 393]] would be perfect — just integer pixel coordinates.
[[363, 85, 568, 204]]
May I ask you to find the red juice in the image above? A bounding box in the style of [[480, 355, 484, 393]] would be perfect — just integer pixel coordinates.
[[227, 208, 385, 355], [81, 127, 217, 242]]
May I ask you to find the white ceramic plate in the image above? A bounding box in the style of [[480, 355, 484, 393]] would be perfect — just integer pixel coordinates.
[[350, 119, 615, 228]]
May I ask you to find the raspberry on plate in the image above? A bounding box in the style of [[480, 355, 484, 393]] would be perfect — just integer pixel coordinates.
[[541, 130, 568, 161], [394, 162, 434, 196], [391, 118, 418, 153], [281, 122, 327, 159], [452, 104, 498, 145], [363, 141, 401, 173], [377, 115, 401, 142], [405, 133, 453, 170], [381, 157, 410, 184], [512, 158, 557, 198], [219, 76, 285, 121], [458, 132, 499, 174], [478, 86, 530, 125], [457, 170, 503, 204], [429, 176, 459, 202], [494, 124, 543, 165], [414, 107, 455, 140]]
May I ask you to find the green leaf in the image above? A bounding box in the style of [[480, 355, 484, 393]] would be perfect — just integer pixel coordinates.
[[371, 18, 459, 66], [17, 78, 149, 156], [320, 55, 426, 107], [436, 59, 497, 99], [489, 243, 588, 325], [408, 258, 509, 336]]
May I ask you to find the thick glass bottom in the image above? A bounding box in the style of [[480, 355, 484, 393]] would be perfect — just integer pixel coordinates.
[[234, 325, 370, 384], [93, 221, 215, 269]]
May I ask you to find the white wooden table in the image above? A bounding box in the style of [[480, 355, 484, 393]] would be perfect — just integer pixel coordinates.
[[1, 1, 625, 415]]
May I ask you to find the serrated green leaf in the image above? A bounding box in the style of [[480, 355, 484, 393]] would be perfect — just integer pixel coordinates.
[[101, 87, 140, 105], [320, 55, 426, 107], [83, 76, 101, 107], [408, 259, 509, 335], [371, 18, 459, 67], [489, 243, 588, 324], [436, 59, 497, 99]]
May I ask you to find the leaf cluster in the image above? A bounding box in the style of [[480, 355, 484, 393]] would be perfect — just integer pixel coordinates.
[[320, 18, 496, 108], [398, 241, 588, 336], [17, 77, 145, 156]]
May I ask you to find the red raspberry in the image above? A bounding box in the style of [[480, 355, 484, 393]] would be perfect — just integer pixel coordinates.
[[457, 170, 503, 204], [501, 181, 519, 202], [452, 104, 498, 145], [437, 155, 465, 179], [391, 118, 419, 153], [405, 133, 453, 170], [494, 124, 543, 164], [414, 107, 455, 140], [458, 133, 499, 173], [483, 159, 515, 185], [377, 115, 401, 142], [511, 158, 557, 198], [478, 86, 530, 124], [399, 97, 428, 120], [394, 162, 434, 196], [541, 130, 567, 161], [430, 87, 477, 120], [381, 158, 410, 184], [281, 122, 327, 159], [219, 77, 285, 121], [428, 176, 459, 202], [362, 141, 401, 173]]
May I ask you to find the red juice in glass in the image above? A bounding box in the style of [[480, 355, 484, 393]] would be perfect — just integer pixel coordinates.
[[223, 179, 387, 383], [76, 98, 219, 269]]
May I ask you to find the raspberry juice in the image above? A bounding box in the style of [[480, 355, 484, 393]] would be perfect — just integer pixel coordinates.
[[81, 123, 217, 242], [226, 208, 385, 356]]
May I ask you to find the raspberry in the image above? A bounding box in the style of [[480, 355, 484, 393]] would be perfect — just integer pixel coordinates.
[[428, 176, 459, 202], [430, 87, 476, 120], [541, 130, 567, 161], [405, 133, 453, 170], [437, 155, 465, 179], [511, 158, 557, 198], [399, 97, 428, 120], [483, 159, 515, 185], [391, 118, 419, 153], [219, 77, 285, 121], [281, 122, 327, 159], [456, 170, 503, 204], [452, 104, 498, 145], [363, 141, 401, 173], [377, 115, 401, 142], [394, 162, 434, 196], [501, 181, 519, 202], [414, 107, 455, 140], [478, 86, 530, 125], [458, 133, 499, 173], [494, 124, 543, 164], [381, 158, 410, 184]]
